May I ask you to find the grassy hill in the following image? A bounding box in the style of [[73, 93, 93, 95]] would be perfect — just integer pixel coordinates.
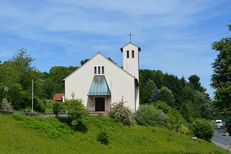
[[0, 113, 227, 153]]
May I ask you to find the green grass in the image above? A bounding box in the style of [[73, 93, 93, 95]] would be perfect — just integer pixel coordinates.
[[0, 113, 227, 153]]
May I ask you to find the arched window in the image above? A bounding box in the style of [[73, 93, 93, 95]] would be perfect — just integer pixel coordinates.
[[98, 66, 100, 74], [127, 50, 129, 58], [132, 50, 134, 58], [102, 66, 104, 74], [94, 66, 97, 74]]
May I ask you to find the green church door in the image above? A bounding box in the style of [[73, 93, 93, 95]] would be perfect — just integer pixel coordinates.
[[95, 98, 105, 111]]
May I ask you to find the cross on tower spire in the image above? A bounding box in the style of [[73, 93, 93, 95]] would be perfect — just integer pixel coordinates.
[[128, 32, 134, 43]]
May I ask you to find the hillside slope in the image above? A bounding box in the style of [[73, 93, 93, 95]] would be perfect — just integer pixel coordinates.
[[0, 113, 227, 153]]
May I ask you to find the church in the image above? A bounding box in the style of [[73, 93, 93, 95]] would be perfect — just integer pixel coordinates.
[[64, 42, 140, 112]]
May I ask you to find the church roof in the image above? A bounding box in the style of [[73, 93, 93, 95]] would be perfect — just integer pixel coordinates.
[[88, 75, 111, 96], [120, 42, 141, 52], [64, 52, 136, 81]]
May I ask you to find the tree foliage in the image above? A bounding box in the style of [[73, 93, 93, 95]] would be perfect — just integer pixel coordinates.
[[153, 101, 188, 133], [156, 87, 175, 107], [189, 75, 206, 92], [44, 66, 78, 99], [134, 104, 169, 127], [192, 119, 214, 142], [0, 49, 44, 110], [211, 24, 231, 117], [139, 69, 211, 122]]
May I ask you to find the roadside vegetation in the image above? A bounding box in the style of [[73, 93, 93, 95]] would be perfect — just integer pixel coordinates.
[[0, 113, 227, 153]]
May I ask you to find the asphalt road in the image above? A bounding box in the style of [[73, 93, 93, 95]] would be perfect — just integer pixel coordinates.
[[212, 134, 231, 146]]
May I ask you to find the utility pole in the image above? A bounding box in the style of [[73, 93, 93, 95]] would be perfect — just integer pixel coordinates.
[[32, 79, 34, 112]]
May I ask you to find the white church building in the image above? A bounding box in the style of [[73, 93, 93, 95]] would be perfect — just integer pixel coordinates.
[[64, 42, 140, 112]]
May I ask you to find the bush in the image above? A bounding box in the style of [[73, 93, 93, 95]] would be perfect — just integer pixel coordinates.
[[192, 119, 214, 141], [134, 104, 169, 127], [178, 124, 189, 135], [33, 97, 45, 113], [56, 99, 89, 132], [153, 101, 188, 133], [109, 101, 136, 126], [97, 128, 109, 145], [63, 99, 88, 120], [52, 102, 63, 117]]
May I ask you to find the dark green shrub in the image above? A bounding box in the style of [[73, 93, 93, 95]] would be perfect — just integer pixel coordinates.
[[53, 102, 63, 117], [58, 116, 73, 126], [7, 83, 30, 110], [134, 104, 168, 127], [97, 128, 109, 145], [192, 119, 214, 141], [72, 119, 87, 133], [34, 97, 45, 113], [153, 101, 189, 134], [63, 99, 88, 120], [56, 99, 88, 132], [109, 101, 136, 126]]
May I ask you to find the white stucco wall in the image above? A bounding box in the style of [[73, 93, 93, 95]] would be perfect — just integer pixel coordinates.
[[64, 53, 138, 112], [122, 43, 140, 81]]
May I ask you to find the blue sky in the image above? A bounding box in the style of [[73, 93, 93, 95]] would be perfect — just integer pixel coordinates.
[[0, 0, 231, 98]]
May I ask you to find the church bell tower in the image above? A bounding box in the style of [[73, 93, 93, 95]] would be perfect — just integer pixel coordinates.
[[120, 42, 141, 80]]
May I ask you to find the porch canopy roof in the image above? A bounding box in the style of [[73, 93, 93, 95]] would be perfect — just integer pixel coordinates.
[[88, 75, 111, 96]]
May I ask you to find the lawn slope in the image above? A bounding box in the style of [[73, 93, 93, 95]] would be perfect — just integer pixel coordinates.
[[0, 113, 227, 153]]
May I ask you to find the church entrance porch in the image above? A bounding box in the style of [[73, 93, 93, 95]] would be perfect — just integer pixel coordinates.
[[95, 98, 105, 111], [87, 75, 111, 112], [87, 96, 111, 112]]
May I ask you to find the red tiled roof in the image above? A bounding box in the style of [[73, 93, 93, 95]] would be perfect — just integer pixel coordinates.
[[53, 93, 64, 101]]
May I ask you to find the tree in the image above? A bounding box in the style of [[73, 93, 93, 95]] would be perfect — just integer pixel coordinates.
[[140, 79, 156, 104], [211, 24, 231, 116], [44, 66, 78, 99], [188, 75, 206, 92], [0, 49, 45, 110], [156, 86, 175, 107], [194, 91, 213, 120], [148, 87, 158, 103], [80, 58, 89, 66]]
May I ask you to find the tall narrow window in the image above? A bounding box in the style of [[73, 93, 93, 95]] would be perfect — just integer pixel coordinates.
[[98, 66, 100, 74], [94, 66, 97, 74], [102, 66, 104, 74], [127, 50, 129, 58], [132, 50, 134, 58]]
